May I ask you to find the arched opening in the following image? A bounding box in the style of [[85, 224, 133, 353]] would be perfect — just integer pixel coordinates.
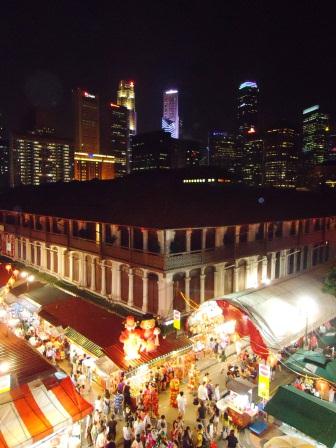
[[46, 245, 51, 270], [133, 228, 143, 250], [205, 228, 215, 249], [191, 230, 202, 251], [105, 261, 112, 296], [73, 253, 80, 282], [133, 269, 143, 309], [35, 244, 41, 267], [52, 248, 58, 274], [296, 249, 302, 273], [189, 268, 201, 304], [85, 255, 92, 288], [303, 246, 309, 269], [287, 249, 295, 275], [170, 230, 186, 253], [237, 260, 247, 291], [64, 251, 70, 278], [173, 272, 186, 311], [224, 266, 234, 295], [95, 259, 102, 292], [204, 266, 215, 300], [148, 273, 159, 314], [120, 265, 129, 303]]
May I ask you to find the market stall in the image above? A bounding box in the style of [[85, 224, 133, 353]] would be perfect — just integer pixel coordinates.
[[216, 378, 258, 429]]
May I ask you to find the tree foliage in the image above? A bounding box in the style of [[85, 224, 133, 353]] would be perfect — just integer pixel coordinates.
[[323, 267, 336, 296]]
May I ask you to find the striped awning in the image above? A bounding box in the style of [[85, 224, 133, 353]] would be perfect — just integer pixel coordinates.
[[0, 375, 93, 448], [64, 327, 104, 358]]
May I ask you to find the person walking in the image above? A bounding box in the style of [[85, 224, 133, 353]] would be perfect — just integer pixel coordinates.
[[114, 390, 124, 418], [176, 391, 187, 417], [197, 382, 208, 403], [123, 422, 133, 448], [106, 415, 117, 441], [226, 429, 239, 448], [95, 395, 103, 413], [214, 384, 220, 402], [131, 434, 144, 448], [182, 427, 193, 448], [197, 402, 207, 429]]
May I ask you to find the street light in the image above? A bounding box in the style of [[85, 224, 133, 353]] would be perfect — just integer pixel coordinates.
[[27, 275, 35, 283], [20, 271, 28, 279]]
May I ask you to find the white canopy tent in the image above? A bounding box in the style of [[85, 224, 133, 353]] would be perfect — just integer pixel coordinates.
[[217, 264, 336, 350]]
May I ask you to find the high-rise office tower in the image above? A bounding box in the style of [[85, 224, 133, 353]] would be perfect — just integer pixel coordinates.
[[241, 135, 264, 186], [73, 88, 100, 153], [0, 113, 9, 188], [264, 126, 298, 188], [237, 81, 259, 135], [302, 105, 329, 166], [10, 133, 73, 187], [208, 131, 237, 175], [108, 103, 129, 176], [74, 152, 115, 181], [162, 89, 179, 139], [117, 80, 136, 136]]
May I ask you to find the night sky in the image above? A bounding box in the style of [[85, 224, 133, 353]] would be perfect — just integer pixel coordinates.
[[1, 1, 336, 142]]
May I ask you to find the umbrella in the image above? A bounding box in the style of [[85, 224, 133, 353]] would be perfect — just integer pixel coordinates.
[[264, 435, 315, 448]]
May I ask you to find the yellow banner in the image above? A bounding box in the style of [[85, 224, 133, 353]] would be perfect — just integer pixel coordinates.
[[258, 375, 270, 399]]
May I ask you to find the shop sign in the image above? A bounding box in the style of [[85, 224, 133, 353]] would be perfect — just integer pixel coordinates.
[[258, 363, 271, 399], [173, 310, 181, 330], [0, 374, 10, 394]]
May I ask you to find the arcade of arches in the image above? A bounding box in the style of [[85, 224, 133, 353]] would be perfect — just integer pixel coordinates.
[[10, 235, 332, 317]]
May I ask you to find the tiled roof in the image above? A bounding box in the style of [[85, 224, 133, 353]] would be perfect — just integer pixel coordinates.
[[103, 335, 193, 372], [39, 297, 124, 348], [0, 323, 56, 385]]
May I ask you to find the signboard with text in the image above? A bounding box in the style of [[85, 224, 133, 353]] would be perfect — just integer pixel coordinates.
[[173, 309, 181, 330], [258, 363, 271, 400]]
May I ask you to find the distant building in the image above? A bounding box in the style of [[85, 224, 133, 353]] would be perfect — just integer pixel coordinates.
[[264, 126, 298, 188], [327, 132, 336, 162], [10, 133, 73, 187], [241, 134, 264, 186], [117, 80, 136, 136], [208, 131, 237, 175], [131, 131, 200, 172], [107, 103, 129, 176], [73, 88, 100, 154], [74, 152, 115, 181], [162, 90, 179, 139], [0, 114, 9, 188], [237, 81, 259, 135], [302, 105, 329, 166]]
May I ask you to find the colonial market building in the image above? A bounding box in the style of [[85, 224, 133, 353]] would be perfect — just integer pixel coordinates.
[[1, 172, 336, 318]]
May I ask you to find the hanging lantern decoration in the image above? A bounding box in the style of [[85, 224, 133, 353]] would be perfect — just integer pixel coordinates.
[[12, 269, 19, 277], [5, 264, 11, 273]]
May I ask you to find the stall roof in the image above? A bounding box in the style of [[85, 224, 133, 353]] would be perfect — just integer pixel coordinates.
[[265, 385, 336, 448], [0, 323, 56, 385], [221, 264, 336, 349], [0, 375, 93, 448], [103, 335, 193, 371], [0, 263, 12, 288], [284, 349, 336, 383], [39, 297, 124, 348], [9, 280, 45, 298]]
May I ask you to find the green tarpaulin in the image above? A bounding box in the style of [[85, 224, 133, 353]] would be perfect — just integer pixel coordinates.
[[284, 349, 336, 383], [265, 385, 336, 448]]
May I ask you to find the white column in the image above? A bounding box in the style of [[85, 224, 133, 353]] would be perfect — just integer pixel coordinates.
[[214, 264, 225, 296], [20, 239, 24, 260], [261, 257, 268, 282], [270, 253, 276, 280], [185, 272, 191, 312], [50, 247, 54, 272], [128, 268, 134, 307], [142, 271, 148, 312], [186, 230, 192, 252], [157, 231, 165, 254], [58, 248, 65, 277], [233, 264, 239, 293], [248, 224, 256, 242], [40, 242, 47, 270], [14, 238, 19, 260], [201, 229, 207, 250], [69, 252, 73, 281], [91, 257, 96, 291], [101, 261, 106, 295], [165, 230, 175, 254], [215, 227, 225, 248], [299, 248, 305, 271], [142, 230, 148, 252], [82, 255, 87, 286], [280, 250, 287, 277], [200, 268, 205, 303]]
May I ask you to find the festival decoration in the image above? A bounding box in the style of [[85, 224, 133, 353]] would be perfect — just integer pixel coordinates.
[[169, 376, 180, 408], [120, 316, 161, 361]]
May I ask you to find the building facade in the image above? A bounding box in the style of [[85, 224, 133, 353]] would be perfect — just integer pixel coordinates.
[[302, 105, 329, 166], [10, 133, 73, 187], [241, 135, 264, 186], [208, 131, 237, 175], [74, 152, 115, 181], [0, 189, 335, 319], [107, 103, 129, 177], [73, 88, 100, 154], [0, 114, 9, 188], [162, 90, 179, 139], [264, 126, 298, 188], [117, 80, 136, 136]]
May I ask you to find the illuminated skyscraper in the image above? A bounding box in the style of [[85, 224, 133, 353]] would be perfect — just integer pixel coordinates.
[[302, 105, 329, 166], [264, 126, 298, 188], [73, 88, 100, 153], [162, 89, 179, 139], [108, 103, 129, 176], [208, 131, 237, 175], [237, 81, 258, 135], [117, 80, 137, 136]]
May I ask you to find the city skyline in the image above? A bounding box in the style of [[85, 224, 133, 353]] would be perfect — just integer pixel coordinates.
[[0, 2, 335, 142]]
